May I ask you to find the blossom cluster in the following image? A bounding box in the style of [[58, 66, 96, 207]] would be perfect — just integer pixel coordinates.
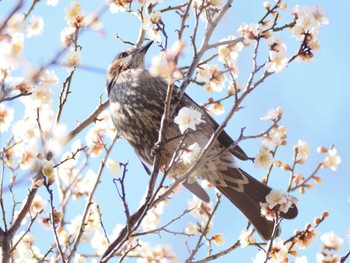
[[186, 195, 225, 246]]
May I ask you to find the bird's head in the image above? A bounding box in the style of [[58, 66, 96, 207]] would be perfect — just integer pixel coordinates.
[[107, 41, 153, 82]]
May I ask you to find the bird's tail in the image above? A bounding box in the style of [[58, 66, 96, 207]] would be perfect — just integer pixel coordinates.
[[217, 168, 298, 240]]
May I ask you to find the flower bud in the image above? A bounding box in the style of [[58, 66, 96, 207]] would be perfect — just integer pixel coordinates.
[[263, 1, 271, 10], [317, 146, 327, 153], [321, 211, 329, 219]]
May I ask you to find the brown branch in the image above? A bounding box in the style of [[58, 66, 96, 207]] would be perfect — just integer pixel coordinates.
[[131, 209, 191, 238], [24, 0, 40, 20], [45, 184, 66, 263], [0, 92, 32, 103], [65, 99, 109, 146], [341, 250, 350, 263], [191, 240, 241, 263]]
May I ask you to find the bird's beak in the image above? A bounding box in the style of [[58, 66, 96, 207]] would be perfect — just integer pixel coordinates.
[[138, 41, 153, 54]]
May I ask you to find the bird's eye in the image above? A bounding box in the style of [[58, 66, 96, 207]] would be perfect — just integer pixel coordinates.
[[118, 52, 129, 59]]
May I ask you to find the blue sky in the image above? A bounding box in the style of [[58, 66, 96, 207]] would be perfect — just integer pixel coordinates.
[[1, 0, 349, 262]]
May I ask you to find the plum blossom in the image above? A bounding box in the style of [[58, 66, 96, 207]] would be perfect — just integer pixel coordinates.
[[208, 102, 225, 116], [41, 159, 55, 179], [197, 64, 226, 92], [211, 233, 225, 246], [108, 0, 132, 13], [185, 222, 199, 235], [295, 256, 308, 263], [266, 50, 289, 73], [261, 190, 298, 220], [322, 147, 341, 171], [26, 16, 44, 38], [174, 107, 204, 134], [106, 158, 121, 179], [179, 142, 201, 165], [30, 194, 47, 214], [188, 195, 212, 220], [64, 1, 85, 27], [91, 229, 109, 255], [254, 144, 273, 169], [6, 13, 25, 34], [296, 225, 317, 249], [217, 35, 243, 63], [0, 104, 14, 133], [46, 0, 59, 6], [64, 51, 81, 72], [237, 23, 260, 41], [239, 229, 256, 247], [320, 231, 344, 251], [294, 140, 311, 162], [74, 254, 87, 263], [263, 125, 288, 146]]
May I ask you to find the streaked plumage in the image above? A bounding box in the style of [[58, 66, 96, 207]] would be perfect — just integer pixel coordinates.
[[106, 41, 297, 240]]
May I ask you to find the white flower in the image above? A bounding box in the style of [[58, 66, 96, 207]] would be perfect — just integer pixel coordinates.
[[265, 125, 287, 146], [197, 64, 226, 92], [142, 11, 162, 30], [185, 222, 198, 235], [263, 190, 298, 216], [265, 189, 287, 208], [188, 195, 212, 220], [211, 233, 225, 246], [261, 107, 283, 121], [91, 230, 109, 255], [138, 0, 164, 5], [266, 50, 289, 73], [323, 148, 341, 171], [60, 26, 76, 47], [76, 169, 96, 194], [0, 32, 24, 69], [6, 13, 25, 34], [106, 158, 121, 179], [64, 1, 84, 26], [26, 16, 44, 38], [316, 252, 340, 263], [237, 23, 261, 41], [38, 70, 59, 88], [295, 256, 308, 263], [208, 102, 225, 116], [180, 142, 201, 165], [217, 35, 243, 63], [74, 254, 86, 263], [320, 231, 344, 251], [252, 250, 266, 263], [294, 140, 311, 161], [30, 195, 47, 214], [46, 0, 59, 6], [174, 107, 204, 134], [254, 145, 273, 169], [108, 0, 132, 13], [63, 51, 81, 72], [47, 124, 67, 155], [41, 159, 54, 178], [66, 215, 83, 237], [141, 210, 160, 231], [239, 229, 256, 247], [33, 85, 53, 105], [0, 104, 15, 133]]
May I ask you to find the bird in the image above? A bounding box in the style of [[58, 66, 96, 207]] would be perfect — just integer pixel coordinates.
[[106, 41, 298, 240]]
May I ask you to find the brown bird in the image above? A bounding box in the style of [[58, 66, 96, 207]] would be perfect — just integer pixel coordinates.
[[106, 41, 297, 240]]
